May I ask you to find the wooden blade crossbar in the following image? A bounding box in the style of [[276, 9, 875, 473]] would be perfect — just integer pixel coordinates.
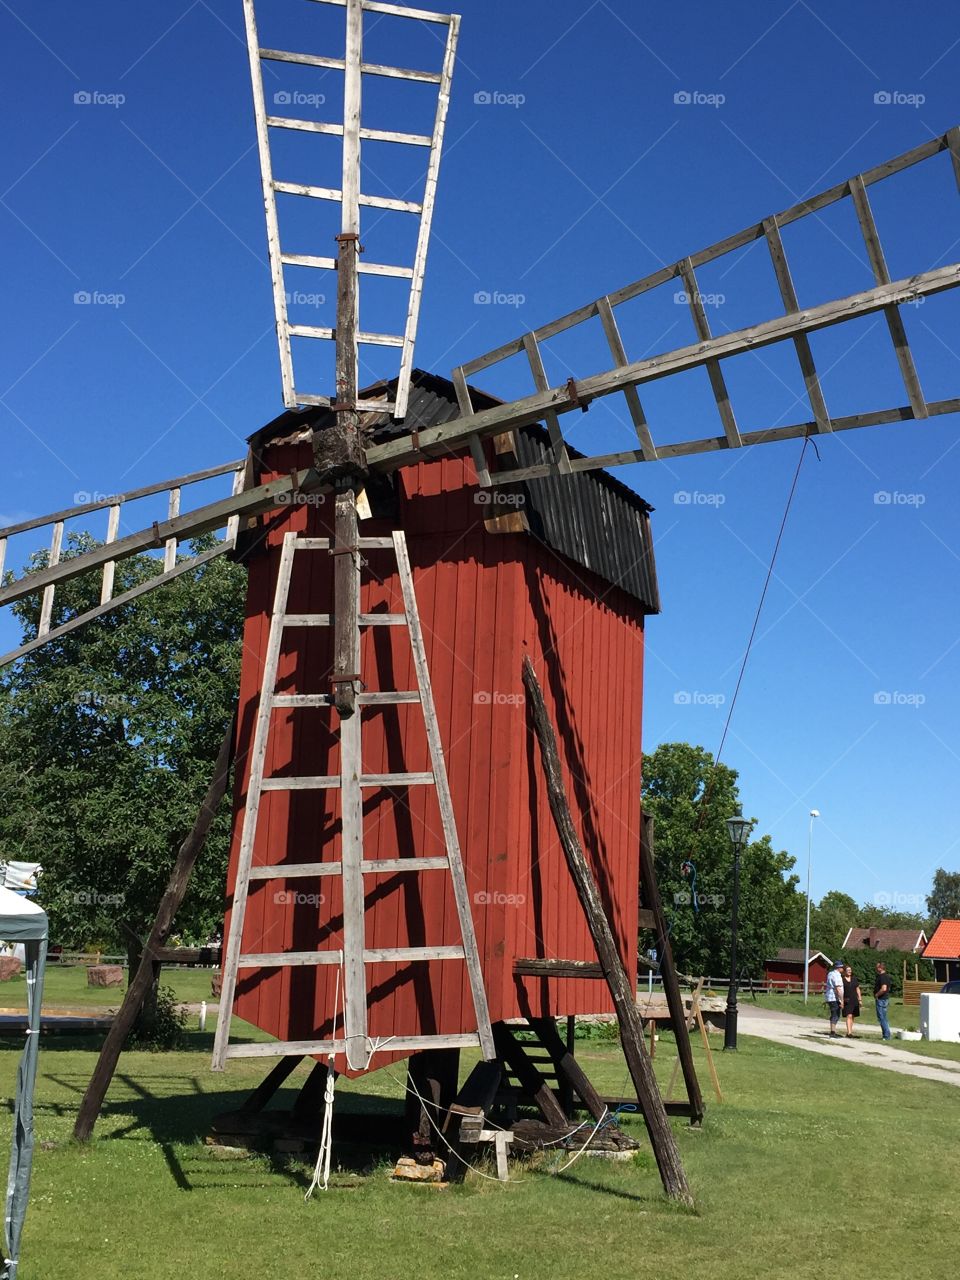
[[0, 460, 244, 668], [244, 0, 459, 417], [211, 528, 494, 1072], [443, 127, 960, 484]]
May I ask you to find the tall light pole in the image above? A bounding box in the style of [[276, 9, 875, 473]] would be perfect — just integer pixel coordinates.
[[724, 808, 754, 1051], [803, 809, 820, 1003]]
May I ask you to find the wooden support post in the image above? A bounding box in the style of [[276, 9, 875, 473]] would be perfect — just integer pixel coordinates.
[[74, 714, 236, 1141], [405, 1049, 460, 1164], [691, 979, 723, 1105], [293, 1060, 336, 1121], [238, 1055, 304, 1117], [522, 656, 693, 1204], [640, 814, 705, 1125]]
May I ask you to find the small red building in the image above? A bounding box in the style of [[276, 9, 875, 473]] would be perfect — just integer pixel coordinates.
[[223, 373, 661, 1075], [763, 949, 832, 992]]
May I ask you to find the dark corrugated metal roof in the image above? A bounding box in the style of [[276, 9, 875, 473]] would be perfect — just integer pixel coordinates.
[[248, 370, 660, 613]]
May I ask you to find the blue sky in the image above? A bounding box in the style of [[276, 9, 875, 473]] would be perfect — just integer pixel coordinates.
[[2, 0, 959, 916]]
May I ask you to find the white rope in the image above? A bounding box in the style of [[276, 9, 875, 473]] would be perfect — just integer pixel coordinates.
[[305, 962, 342, 1200], [552, 1108, 610, 1173], [382, 1064, 519, 1183]]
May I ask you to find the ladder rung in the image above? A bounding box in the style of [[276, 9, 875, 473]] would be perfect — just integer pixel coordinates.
[[249, 862, 343, 880], [363, 857, 449, 873], [258, 47, 344, 71], [267, 115, 342, 135], [292, 537, 395, 549], [261, 771, 433, 790], [288, 324, 404, 348], [270, 692, 421, 708], [238, 945, 465, 968], [365, 772, 434, 787], [261, 776, 339, 790], [249, 857, 448, 880], [224, 1032, 480, 1061], [225, 1040, 344, 1059], [238, 951, 343, 967], [280, 253, 415, 279], [361, 126, 431, 147], [362, 60, 442, 84], [280, 612, 407, 626], [272, 181, 422, 214], [364, 946, 465, 962], [266, 118, 431, 147]]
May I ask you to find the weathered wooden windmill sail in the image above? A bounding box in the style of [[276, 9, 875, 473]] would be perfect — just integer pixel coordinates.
[[243, 0, 459, 418]]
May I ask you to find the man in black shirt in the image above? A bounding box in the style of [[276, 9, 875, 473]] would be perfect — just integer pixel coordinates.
[[874, 962, 892, 1040]]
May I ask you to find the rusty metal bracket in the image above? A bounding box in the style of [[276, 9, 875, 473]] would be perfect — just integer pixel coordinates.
[[565, 377, 589, 413], [335, 231, 364, 252]]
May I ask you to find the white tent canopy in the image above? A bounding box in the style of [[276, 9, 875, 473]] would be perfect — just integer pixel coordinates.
[[0, 885, 48, 1280]]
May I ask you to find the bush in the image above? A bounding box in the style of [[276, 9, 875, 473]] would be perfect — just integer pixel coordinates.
[[835, 948, 934, 996], [125, 985, 187, 1052]]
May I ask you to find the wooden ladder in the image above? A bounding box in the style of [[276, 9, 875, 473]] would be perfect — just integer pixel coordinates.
[[212, 529, 494, 1071]]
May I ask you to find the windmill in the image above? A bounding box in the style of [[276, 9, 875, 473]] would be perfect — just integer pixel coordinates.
[[3, 0, 960, 1200]]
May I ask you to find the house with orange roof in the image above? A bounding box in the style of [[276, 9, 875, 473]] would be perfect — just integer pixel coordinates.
[[923, 920, 960, 983]]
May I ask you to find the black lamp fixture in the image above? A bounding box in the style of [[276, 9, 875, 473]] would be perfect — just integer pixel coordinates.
[[724, 807, 754, 1051]]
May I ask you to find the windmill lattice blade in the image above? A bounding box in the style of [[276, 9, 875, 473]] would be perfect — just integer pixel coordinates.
[[432, 129, 960, 483], [0, 461, 252, 668], [244, 0, 460, 418]]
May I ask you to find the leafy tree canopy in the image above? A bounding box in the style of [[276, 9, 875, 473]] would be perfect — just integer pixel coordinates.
[[927, 867, 960, 924], [0, 533, 243, 954], [642, 742, 803, 978]]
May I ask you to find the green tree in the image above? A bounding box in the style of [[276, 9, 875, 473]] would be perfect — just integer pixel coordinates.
[[927, 868, 960, 923], [808, 889, 859, 956], [0, 533, 243, 970], [641, 742, 802, 978]]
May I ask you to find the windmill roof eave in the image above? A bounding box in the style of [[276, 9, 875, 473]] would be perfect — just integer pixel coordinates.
[[247, 370, 661, 613]]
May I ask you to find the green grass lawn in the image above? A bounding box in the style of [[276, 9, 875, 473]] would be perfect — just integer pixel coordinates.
[[0, 965, 216, 1010], [4, 1026, 958, 1280]]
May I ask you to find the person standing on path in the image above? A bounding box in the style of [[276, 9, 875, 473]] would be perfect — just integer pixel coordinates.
[[874, 962, 892, 1040], [825, 959, 844, 1036], [842, 964, 863, 1037]]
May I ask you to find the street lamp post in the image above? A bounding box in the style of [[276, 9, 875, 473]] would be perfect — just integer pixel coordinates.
[[724, 808, 754, 1051], [803, 809, 820, 1003]]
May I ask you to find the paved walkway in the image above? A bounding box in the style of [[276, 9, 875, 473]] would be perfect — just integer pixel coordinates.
[[738, 1004, 960, 1088]]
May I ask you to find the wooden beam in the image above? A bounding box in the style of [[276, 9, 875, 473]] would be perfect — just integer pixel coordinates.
[[373, 264, 960, 471], [679, 258, 741, 449], [640, 814, 704, 1125], [521, 656, 692, 1204], [763, 216, 832, 433], [74, 713, 236, 1141], [514, 958, 604, 979], [243, 0, 295, 405], [239, 1055, 304, 1116], [849, 175, 927, 419]]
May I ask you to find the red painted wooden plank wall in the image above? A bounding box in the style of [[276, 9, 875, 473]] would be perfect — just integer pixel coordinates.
[[223, 440, 646, 1075]]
